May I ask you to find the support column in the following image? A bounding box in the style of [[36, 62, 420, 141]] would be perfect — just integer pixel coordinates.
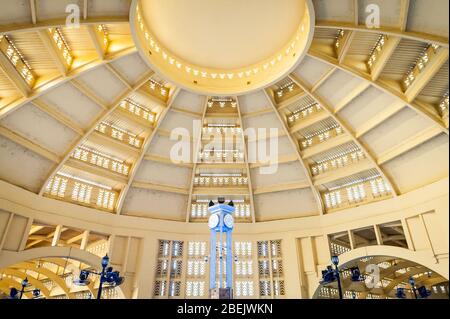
[[226, 231, 233, 289], [209, 230, 217, 290], [80, 230, 90, 250]]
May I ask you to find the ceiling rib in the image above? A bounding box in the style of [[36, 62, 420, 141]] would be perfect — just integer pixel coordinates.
[[116, 88, 181, 215], [306, 51, 448, 134], [29, 0, 37, 25], [0, 47, 137, 120], [83, 0, 89, 20], [353, 0, 359, 26], [71, 79, 109, 110], [133, 181, 189, 195], [0, 49, 31, 97], [404, 48, 449, 102], [185, 96, 209, 222], [314, 23, 449, 48], [355, 101, 405, 138], [1, 268, 51, 298], [0, 125, 60, 163], [253, 181, 310, 195], [38, 29, 68, 76], [370, 36, 402, 81], [264, 89, 325, 215], [38, 70, 154, 196], [399, 0, 411, 32], [236, 96, 257, 223], [106, 64, 132, 90], [312, 67, 337, 92], [87, 24, 107, 60], [377, 126, 443, 165], [12, 262, 73, 298], [0, 18, 130, 35], [337, 31, 356, 64], [289, 73, 400, 197]]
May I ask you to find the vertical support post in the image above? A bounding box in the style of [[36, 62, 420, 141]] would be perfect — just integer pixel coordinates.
[[208, 202, 235, 299], [335, 264, 343, 300], [97, 266, 106, 300], [52, 225, 63, 247], [348, 230, 356, 250], [18, 218, 33, 252], [209, 230, 216, 290], [401, 218, 415, 251], [80, 230, 90, 250], [0, 213, 14, 251], [226, 231, 233, 289], [374, 225, 383, 246]]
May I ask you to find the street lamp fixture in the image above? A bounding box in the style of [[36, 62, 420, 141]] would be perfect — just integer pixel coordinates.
[[74, 254, 124, 299], [331, 256, 343, 300], [8, 277, 43, 299], [409, 277, 418, 299], [417, 286, 432, 299], [320, 256, 363, 299], [396, 287, 407, 299], [331, 255, 339, 266]]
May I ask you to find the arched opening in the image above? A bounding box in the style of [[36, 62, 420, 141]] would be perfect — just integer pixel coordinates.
[[312, 254, 449, 299], [0, 247, 125, 299]]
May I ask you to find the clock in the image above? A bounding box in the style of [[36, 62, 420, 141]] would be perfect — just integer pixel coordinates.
[[208, 214, 220, 229], [224, 214, 234, 229]]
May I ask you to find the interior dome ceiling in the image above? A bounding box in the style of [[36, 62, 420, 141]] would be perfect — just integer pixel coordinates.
[[131, 0, 315, 95], [139, 0, 306, 69], [0, 0, 448, 224]]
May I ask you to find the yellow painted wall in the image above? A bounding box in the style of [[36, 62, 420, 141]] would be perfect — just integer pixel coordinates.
[[0, 177, 448, 298]]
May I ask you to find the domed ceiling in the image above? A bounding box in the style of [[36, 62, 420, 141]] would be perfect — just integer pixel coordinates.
[[0, 0, 448, 223]]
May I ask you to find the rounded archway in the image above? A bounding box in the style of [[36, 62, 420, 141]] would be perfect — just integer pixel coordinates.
[[0, 247, 125, 300], [312, 253, 449, 299]]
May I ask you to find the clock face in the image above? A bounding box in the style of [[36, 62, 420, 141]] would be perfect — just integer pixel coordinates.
[[208, 214, 219, 229], [224, 214, 234, 229]]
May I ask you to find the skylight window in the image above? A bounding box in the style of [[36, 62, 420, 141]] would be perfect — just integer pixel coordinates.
[[97, 189, 116, 210], [334, 29, 345, 49], [48, 28, 73, 67], [191, 203, 208, 218], [207, 97, 237, 108], [202, 125, 241, 135], [404, 43, 441, 90], [96, 25, 110, 51], [324, 191, 342, 208], [149, 79, 169, 97], [72, 182, 93, 204], [367, 35, 387, 70], [324, 176, 392, 211], [120, 99, 156, 124], [95, 122, 143, 148], [439, 92, 449, 115], [288, 103, 321, 124], [0, 35, 35, 86], [312, 149, 365, 176], [276, 80, 296, 98], [370, 178, 391, 197], [194, 175, 248, 187], [198, 149, 245, 163], [72, 146, 130, 176], [300, 125, 343, 149], [44, 173, 118, 211]]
